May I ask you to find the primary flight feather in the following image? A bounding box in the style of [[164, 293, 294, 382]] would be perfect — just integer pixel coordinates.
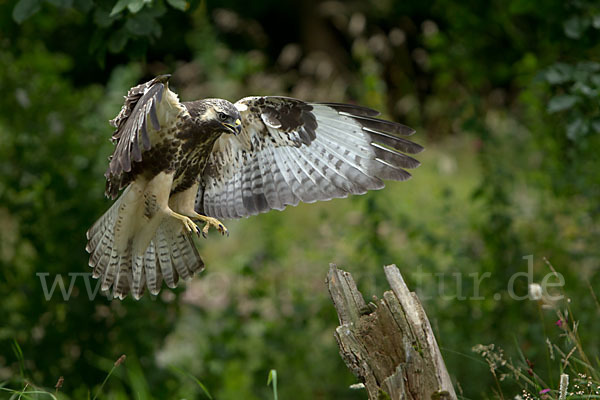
[[86, 74, 423, 300]]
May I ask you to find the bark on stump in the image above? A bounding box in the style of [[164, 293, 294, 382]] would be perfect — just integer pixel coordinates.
[[326, 264, 456, 400]]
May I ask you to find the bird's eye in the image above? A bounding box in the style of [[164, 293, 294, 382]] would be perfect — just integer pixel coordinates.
[[218, 112, 228, 121]]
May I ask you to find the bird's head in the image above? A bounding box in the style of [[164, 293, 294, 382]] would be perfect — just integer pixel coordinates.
[[202, 99, 242, 136]]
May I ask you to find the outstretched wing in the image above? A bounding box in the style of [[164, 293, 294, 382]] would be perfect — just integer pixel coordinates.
[[105, 74, 184, 199], [196, 96, 424, 219]]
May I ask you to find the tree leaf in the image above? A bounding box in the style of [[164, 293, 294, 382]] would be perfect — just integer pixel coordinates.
[[563, 16, 590, 39], [127, 0, 149, 14], [125, 13, 157, 36], [545, 63, 573, 85], [73, 0, 93, 13], [110, 0, 130, 16], [146, 0, 166, 17], [107, 28, 129, 53], [572, 81, 596, 98], [547, 95, 577, 113], [45, 0, 73, 8], [12, 0, 41, 23], [93, 8, 116, 28], [576, 61, 600, 75], [566, 117, 588, 140], [166, 0, 187, 11], [593, 14, 600, 29]]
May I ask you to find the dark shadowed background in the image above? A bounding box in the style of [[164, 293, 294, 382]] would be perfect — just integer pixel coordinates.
[[1, 0, 599, 398]]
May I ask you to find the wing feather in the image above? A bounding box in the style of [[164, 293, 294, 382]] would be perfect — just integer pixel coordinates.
[[107, 77, 166, 176], [270, 146, 301, 206], [104, 75, 186, 199], [257, 147, 283, 209], [279, 145, 316, 202], [196, 96, 423, 219], [270, 152, 296, 208]]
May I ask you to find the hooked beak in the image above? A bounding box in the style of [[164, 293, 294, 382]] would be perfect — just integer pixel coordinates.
[[222, 118, 242, 135]]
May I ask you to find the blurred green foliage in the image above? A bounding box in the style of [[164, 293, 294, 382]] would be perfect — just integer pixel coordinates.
[[0, 0, 599, 398]]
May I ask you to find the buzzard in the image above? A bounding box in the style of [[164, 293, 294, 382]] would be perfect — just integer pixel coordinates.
[[86, 74, 423, 299]]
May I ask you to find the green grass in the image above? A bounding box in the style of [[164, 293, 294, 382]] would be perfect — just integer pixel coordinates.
[[1, 362, 282, 400]]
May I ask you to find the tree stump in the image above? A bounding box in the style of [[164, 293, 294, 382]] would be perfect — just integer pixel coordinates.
[[326, 264, 456, 400]]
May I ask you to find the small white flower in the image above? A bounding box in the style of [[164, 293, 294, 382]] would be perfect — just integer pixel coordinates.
[[529, 283, 543, 300]]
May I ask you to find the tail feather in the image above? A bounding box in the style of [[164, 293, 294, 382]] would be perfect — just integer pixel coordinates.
[[88, 213, 117, 276], [86, 212, 115, 253], [156, 228, 178, 288], [172, 233, 193, 279], [86, 187, 128, 252], [102, 246, 119, 291], [161, 219, 203, 280], [178, 233, 204, 275], [86, 215, 106, 251], [114, 249, 133, 300], [86, 191, 205, 299], [144, 241, 161, 295], [89, 228, 110, 275], [131, 254, 145, 299], [92, 240, 111, 279]]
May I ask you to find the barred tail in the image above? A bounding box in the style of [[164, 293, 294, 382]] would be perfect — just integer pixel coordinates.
[[86, 190, 204, 300], [138, 219, 204, 298], [86, 188, 128, 284]]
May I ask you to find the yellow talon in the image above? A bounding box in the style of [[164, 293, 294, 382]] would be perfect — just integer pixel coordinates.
[[193, 214, 228, 237], [169, 211, 201, 236]]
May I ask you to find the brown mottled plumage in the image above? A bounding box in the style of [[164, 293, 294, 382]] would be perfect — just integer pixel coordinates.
[[86, 75, 423, 299]]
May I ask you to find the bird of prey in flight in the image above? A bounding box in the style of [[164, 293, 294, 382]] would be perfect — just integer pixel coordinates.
[[86, 74, 423, 299]]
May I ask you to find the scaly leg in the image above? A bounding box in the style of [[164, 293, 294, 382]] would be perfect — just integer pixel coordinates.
[[188, 211, 228, 238], [168, 182, 228, 238], [165, 208, 202, 236]]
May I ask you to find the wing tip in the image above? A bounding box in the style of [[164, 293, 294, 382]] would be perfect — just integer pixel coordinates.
[[317, 102, 381, 117], [377, 164, 413, 182], [410, 141, 425, 154]]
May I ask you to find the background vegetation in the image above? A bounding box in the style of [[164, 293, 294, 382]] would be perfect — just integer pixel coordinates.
[[1, 0, 599, 398]]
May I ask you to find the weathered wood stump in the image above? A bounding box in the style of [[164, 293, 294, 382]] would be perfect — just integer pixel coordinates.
[[326, 264, 456, 400]]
